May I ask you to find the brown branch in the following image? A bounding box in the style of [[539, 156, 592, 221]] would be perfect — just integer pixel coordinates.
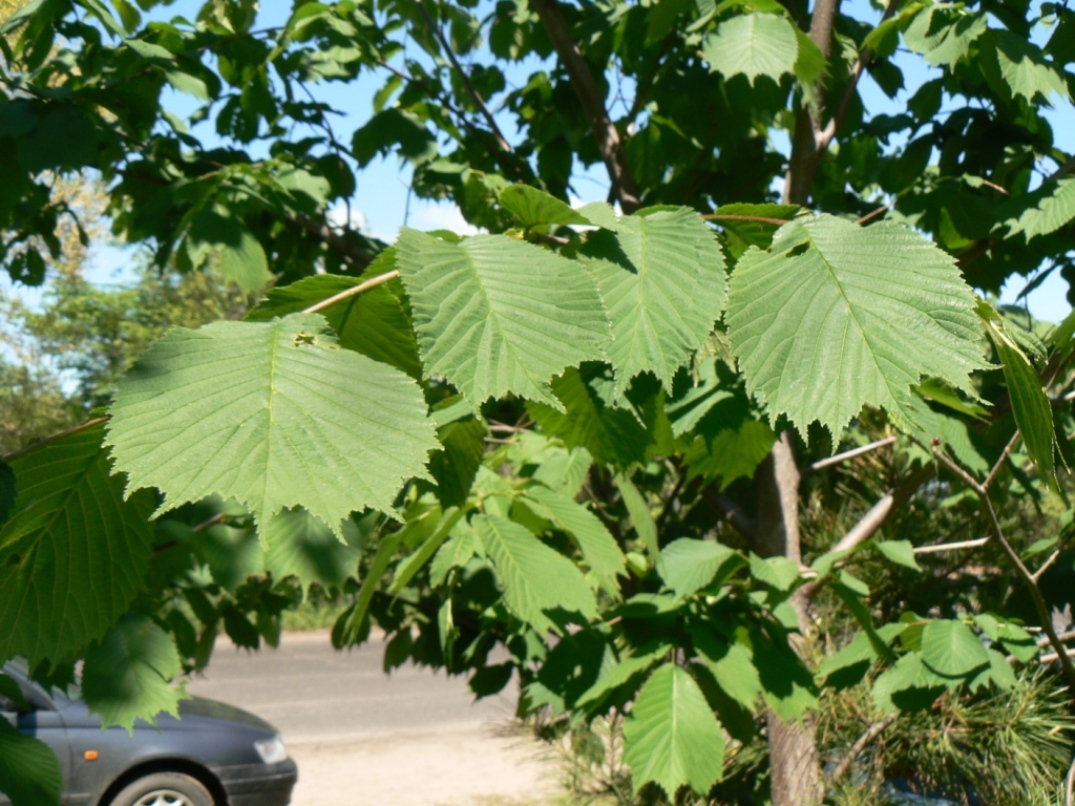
[[829, 711, 899, 784], [416, 1, 512, 153], [302, 270, 401, 314], [1039, 629, 1075, 648], [532, 0, 640, 213], [702, 485, 756, 542], [805, 436, 897, 473], [292, 214, 375, 269], [931, 447, 1075, 693], [3, 416, 109, 462], [983, 430, 1021, 491], [912, 537, 990, 555], [856, 201, 893, 225], [1033, 548, 1062, 583], [802, 463, 935, 599]]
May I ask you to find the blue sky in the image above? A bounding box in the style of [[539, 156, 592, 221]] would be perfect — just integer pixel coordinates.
[[10, 0, 1075, 324]]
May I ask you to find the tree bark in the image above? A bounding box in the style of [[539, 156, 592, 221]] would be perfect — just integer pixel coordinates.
[[755, 434, 824, 806]]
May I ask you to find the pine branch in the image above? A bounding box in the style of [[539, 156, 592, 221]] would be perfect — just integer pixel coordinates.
[[532, 0, 641, 213]]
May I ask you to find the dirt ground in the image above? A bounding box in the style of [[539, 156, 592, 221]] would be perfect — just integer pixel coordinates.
[[288, 724, 560, 806]]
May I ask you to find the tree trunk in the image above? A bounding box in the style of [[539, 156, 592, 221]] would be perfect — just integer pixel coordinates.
[[756, 434, 823, 806]]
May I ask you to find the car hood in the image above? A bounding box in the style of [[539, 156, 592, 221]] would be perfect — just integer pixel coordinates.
[[177, 696, 276, 732]]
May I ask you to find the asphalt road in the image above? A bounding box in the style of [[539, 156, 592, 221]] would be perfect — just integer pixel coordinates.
[[184, 631, 556, 806]]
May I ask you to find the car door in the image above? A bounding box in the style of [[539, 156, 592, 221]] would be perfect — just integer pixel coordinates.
[[0, 685, 77, 805]]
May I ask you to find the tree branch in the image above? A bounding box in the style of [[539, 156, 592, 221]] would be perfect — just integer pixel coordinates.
[[701, 485, 757, 542], [3, 416, 109, 462], [829, 711, 899, 784], [292, 214, 376, 269], [805, 435, 897, 473], [912, 537, 989, 555], [532, 0, 641, 213], [416, 1, 512, 153], [931, 447, 1075, 693], [301, 270, 401, 315], [703, 213, 795, 227]]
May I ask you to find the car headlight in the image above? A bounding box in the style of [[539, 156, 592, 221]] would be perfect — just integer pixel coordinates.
[[254, 735, 289, 764]]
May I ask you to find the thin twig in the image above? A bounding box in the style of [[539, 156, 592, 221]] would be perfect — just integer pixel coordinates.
[[301, 270, 400, 314], [913, 537, 990, 555], [1032, 548, 1062, 583], [192, 512, 226, 533], [1039, 629, 1075, 648], [932, 447, 1075, 693], [829, 712, 899, 784], [983, 430, 1021, 491], [856, 201, 892, 225], [806, 436, 897, 473], [415, 1, 512, 153], [1040, 647, 1075, 664], [3, 416, 109, 462]]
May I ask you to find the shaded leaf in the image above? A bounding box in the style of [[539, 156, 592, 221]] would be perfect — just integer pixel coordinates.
[[0, 720, 61, 806], [876, 539, 922, 571], [703, 13, 798, 85], [661, 538, 742, 598], [524, 485, 626, 580], [263, 507, 362, 591]]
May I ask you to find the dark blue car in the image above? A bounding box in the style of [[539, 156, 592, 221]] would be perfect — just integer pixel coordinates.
[[1, 663, 297, 806]]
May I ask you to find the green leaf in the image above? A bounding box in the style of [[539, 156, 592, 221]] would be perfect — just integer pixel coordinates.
[[623, 664, 725, 800], [903, 7, 986, 66], [615, 473, 662, 569], [683, 419, 776, 489], [978, 304, 1056, 487], [429, 521, 481, 587], [246, 263, 423, 379], [81, 615, 187, 731], [527, 366, 650, 468], [920, 620, 991, 677], [726, 215, 988, 436], [396, 229, 609, 407], [427, 412, 486, 507], [703, 12, 798, 85], [262, 507, 362, 591], [0, 461, 14, 528], [107, 313, 438, 539], [873, 652, 947, 712], [186, 205, 269, 293], [0, 719, 61, 806], [751, 627, 818, 720], [580, 208, 725, 394], [351, 108, 437, 166], [692, 633, 761, 712], [748, 554, 800, 590], [0, 423, 154, 665], [994, 32, 1069, 103], [499, 185, 591, 229], [1004, 179, 1075, 241], [389, 507, 464, 593], [524, 486, 626, 580], [875, 539, 921, 571], [661, 537, 741, 598], [474, 514, 598, 633]]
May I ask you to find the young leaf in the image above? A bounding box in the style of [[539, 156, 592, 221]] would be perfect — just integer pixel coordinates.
[[994, 32, 1069, 103], [0, 720, 61, 806], [81, 615, 187, 732], [978, 304, 1056, 487], [661, 538, 741, 598], [920, 620, 991, 677], [623, 663, 725, 800], [875, 539, 922, 571], [1003, 178, 1075, 241], [524, 486, 626, 580], [107, 313, 439, 539], [396, 229, 609, 407], [575, 646, 667, 709], [474, 514, 598, 633], [579, 208, 726, 394], [726, 215, 988, 436], [703, 12, 798, 86], [499, 185, 592, 229], [0, 423, 155, 665], [692, 632, 762, 712]]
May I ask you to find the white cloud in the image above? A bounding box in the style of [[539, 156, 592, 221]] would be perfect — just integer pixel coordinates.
[[408, 202, 483, 235]]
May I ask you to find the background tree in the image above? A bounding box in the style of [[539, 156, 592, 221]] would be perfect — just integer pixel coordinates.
[[2, 1, 1075, 805]]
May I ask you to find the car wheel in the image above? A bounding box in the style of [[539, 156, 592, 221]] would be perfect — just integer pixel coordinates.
[[108, 771, 215, 806]]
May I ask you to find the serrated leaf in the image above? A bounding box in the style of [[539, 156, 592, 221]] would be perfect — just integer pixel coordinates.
[[661, 537, 741, 598], [683, 419, 776, 488], [726, 215, 988, 436], [524, 486, 626, 580], [1004, 178, 1075, 241], [873, 652, 947, 712], [0, 423, 154, 665], [0, 719, 61, 806], [920, 620, 991, 677], [186, 205, 269, 293], [429, 521, 481, 587], [875, 539, 921, 571], [749, 554, 800, 590], [262, 507, 362, 591], [389, 507, 464, 593], [995, 31, 1069, 103], [692, 632, 761, 712], [751, 627, 818, 720], [575, 645, 667, 709], [703, 12, 798, 85], [246, 262, 423, 379], [107, 313, 438, 540], [81, 615, 187, 732], [903, 7, 986, 66], [979, 304, 1056, 487], [396, 229, 609, 407], [623, 664, 724, 799], [532, 445, 592, 497], [474, 514, 597, 633], [427, 414, 486, 507], [580, 208, 725, 393], [528, 367, 650, 468], [499, 185, 591, 229]]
